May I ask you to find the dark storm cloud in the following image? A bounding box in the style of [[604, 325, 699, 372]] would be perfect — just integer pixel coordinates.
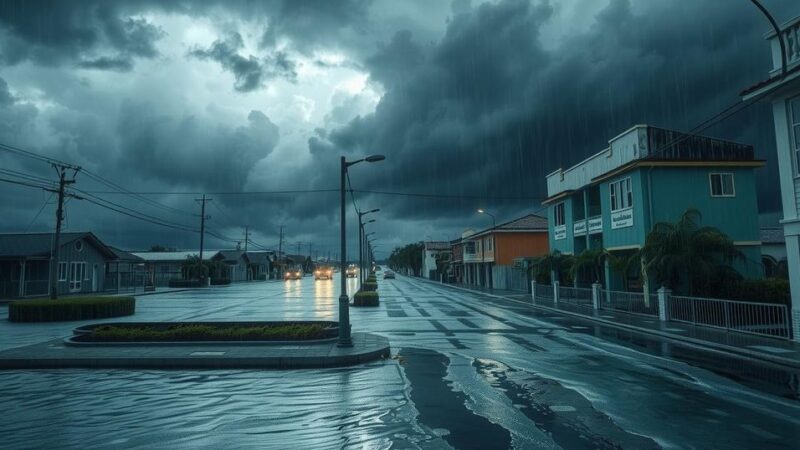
[[189, 33, 297, 92], [118, 104, 280, 191], [0, 77, 14, 106], [0, 0, 165, 70], [311, 0, 794, 222]]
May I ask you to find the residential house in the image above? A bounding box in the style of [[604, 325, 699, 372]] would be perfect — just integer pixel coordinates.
[[422, 241, 451, 281], [450, 238, 464, 284], [543, 125, 764, 293], [213, 250, 249, 282], [740, 15, 800, 341], [131, 250, 221, 287], [0, 232, 117, 298], [245, 251, 275, 280], [462, 214, 549, 290]]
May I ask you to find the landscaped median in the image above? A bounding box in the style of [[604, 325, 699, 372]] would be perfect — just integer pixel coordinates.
[[70, 321, 336, 343], [353, 291, 379, 307], [9, 296, 135, 322]]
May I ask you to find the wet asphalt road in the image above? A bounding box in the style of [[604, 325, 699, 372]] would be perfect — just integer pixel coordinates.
[[0, 274, 798, 449]]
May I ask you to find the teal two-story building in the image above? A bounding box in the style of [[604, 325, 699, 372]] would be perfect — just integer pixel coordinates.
[[543, 125, 764, 292]]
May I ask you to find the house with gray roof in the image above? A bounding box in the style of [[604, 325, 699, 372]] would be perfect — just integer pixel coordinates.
[[131, 250, 222, 287], [0, 232, 117, 299]]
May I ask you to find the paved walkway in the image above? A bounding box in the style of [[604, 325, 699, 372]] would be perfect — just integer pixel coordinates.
[[427, 279, 800, 368]]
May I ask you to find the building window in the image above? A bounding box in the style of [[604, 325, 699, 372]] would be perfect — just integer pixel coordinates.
[[58, 262, 67, 281], [74, 240, 83, 252], [465, 242, 476, 255], [790, 96, 800, 175], [69, 262, 86, 291], [609, 177, 633, 212], [485, 236, 493, 251], [709, 173, 735, 197], [554, 202, 566, 226]]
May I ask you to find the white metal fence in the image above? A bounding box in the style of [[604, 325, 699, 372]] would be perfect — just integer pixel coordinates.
[[669, 295, 791, 339], [601, 289, 659, 317], [532, 282, 554, 303], [558, 286, 593, 307]]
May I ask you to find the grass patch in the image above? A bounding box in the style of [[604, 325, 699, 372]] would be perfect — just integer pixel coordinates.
[[353, 291, 379, 307], [9, 296, 135, 322], [87, 323, 330, 342]]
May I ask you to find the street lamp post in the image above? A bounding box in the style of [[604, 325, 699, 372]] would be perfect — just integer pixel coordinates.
[[477, 209, 496, 288], [339, 155, 385, 347], [365, 233, 376, 276], [358, 213, 378, 283]]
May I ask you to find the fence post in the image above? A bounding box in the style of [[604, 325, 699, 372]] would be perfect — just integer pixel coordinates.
[[657, 286, 670, 322], [553, 280, 560, 304], [591, 283, 601, 310], [531, 281, 536, 304]]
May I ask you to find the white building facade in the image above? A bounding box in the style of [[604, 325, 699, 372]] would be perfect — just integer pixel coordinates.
[[741, 14, 800, 341]]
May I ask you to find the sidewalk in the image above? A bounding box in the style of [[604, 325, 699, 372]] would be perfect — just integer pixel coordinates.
[[413, 277, 800, 369]]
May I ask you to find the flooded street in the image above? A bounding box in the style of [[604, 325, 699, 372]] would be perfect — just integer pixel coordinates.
[[1, 277, 798, 449]]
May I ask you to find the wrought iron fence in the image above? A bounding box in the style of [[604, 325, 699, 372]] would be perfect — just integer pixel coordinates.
[[558, 286, 593, 307], [668, 295, 790, 339], [601, 289, 659, 316]]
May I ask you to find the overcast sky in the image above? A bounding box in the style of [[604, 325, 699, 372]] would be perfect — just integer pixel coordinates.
[[0, 0, 795, 258]]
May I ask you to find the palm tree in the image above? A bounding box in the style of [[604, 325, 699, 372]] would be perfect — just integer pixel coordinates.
[[531, 251, 573, 284], [641, 209, 744, 295], [569, 248, 608, 285]]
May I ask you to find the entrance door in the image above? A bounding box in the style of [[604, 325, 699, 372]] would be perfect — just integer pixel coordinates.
[[69, 262, 85, 292]]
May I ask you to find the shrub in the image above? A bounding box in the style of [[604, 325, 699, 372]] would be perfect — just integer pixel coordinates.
[[210, 278, 231, 286], [88, 323, 328, 342], [9, 296, 135, 322], [708, 278, 791, 305], [353, 291, 379, 307], [361, 281, 378, 292]]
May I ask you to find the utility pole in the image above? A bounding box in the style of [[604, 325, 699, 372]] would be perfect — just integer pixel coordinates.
[[244, 226, 249, 252], [195, 195, 211, 262], [48, 164, 79, 300]]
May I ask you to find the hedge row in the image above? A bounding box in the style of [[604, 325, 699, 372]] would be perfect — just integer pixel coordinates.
[[9, 296, 136, 322], [353, 291, 379, 307], [703, 278, 791, 305], [168, 279, 204, 288], [361, 281, 378, 292]]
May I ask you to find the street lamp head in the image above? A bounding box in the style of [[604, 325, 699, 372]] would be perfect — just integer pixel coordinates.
[[365, 154, 386, 163], [367, 219, 376, 224], [477, 208, 486, 214], [369, 208, 380, 213]]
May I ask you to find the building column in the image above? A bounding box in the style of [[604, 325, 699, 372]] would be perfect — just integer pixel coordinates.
[[603, 258, 612, 306]]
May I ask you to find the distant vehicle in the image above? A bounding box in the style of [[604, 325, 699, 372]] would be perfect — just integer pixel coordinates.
[[314, 266, 333, 280], [345, 265, 358, 278], [383, 271, 395, 279], [284, 267, 303, 280]]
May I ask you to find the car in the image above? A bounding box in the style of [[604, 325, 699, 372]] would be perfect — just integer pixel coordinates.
[[284, 268, 303, 280], [383, 271, 395, 279], [345, 265, 358, 278], [314, 266, 333, 280]]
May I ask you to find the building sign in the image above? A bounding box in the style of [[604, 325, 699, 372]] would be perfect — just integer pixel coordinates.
[[554, 225, 567, 240], [573, 220, 587, 236], [611, 208, 634, 229], [588, 217, 603, 234]]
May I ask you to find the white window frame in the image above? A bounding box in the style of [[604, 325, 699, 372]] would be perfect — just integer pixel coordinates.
[[709, 172, 735, 197], [464, 242, 476, 255], [57, 262, 68, 281], [554, 202, 566, 227], [69, 262, 86, 292], [789, 96, 800, 177], [485, 236, 493, 252], [609, 177, 633, 212]]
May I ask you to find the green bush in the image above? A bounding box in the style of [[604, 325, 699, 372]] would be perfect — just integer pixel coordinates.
[[361, 281, 378, 292], [9, 296, 135, 322], [88, 323, 328, 342], [210, 278, 231, 285], [708, 278, 791, 305], [353, 291, 379, 307]]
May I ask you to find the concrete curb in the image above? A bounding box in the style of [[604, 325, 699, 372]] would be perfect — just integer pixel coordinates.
[[0, 332, 391, 370], [406, 276, 800, 370]]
